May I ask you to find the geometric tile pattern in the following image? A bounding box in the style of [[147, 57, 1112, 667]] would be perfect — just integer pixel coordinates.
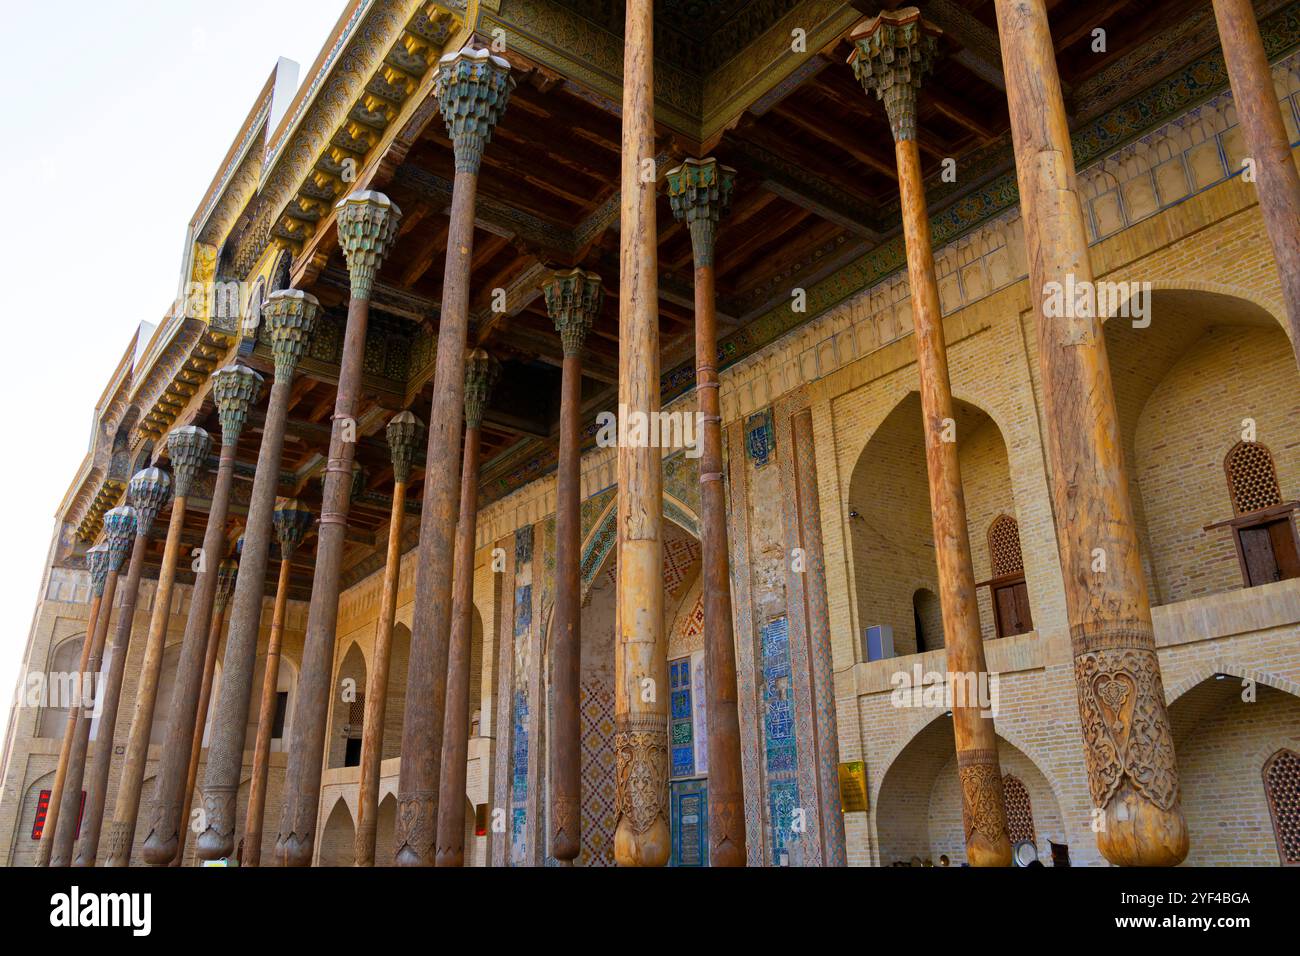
[[671, 779, 709, 867], [578, 680, 616, 867], [670, 657, 695, 779], [663, 535, 700, 599], [761, 616, 800, 865], [1002, 774, 1036, 845]]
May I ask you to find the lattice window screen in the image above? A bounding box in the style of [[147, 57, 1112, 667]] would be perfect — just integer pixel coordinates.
[[348, 693, 366, 728], [988, 514, 1025, 578], [1264, 748, 1300, 864], [1226, 441, 1282, 515], [1002, 774, 1035, 845]]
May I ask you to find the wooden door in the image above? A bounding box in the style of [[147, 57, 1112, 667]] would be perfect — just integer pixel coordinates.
[[993, 580, 1033, 637], [1241, 523, 1284, 586]]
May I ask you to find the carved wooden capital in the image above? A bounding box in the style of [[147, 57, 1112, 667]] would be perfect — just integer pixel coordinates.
[[263, 289, 321, 379], [86, 543, 110, 597], [127, 467, 172, 538], [211, 363, 264, 446], [272, 498, 314, 562], [463, 348, 501, 429], [433, 48, 514, 174], [101, 506, 137, 571], [847, 7, 942, 143], [386, 410, 426, 484], [166, 425, 211, 499], [335, 191, 402, 301], [542, 267, 602, 356], [214, 557, 239, 613], [665, 157, 736, 268]]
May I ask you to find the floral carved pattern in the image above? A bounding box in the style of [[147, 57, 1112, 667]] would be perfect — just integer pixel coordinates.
[[614, 720, 668, 835], [1075, 646, 1180, 811], [958, 760, 1008, 847]]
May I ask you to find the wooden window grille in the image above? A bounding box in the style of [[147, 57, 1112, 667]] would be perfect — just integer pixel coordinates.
[[347, 693, 365, 728], [1003, 774, 1035, 845], [980, 515, 1033, 638], [1225, 440, 1283, 516], [1263, 748, 1300, 865], [988, 514, 1025, 577]]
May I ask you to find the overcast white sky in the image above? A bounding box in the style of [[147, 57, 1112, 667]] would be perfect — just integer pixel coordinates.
[[0, 1, 348, 735]]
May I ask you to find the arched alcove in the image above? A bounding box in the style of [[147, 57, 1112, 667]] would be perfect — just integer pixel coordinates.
[[38, 634, 87, 738], [382, 624, 411, 761], [328, 643, 367, 769], [317, 798, 355, 867]]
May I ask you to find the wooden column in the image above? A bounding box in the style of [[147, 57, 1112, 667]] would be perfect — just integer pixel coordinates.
[[198, 290, 319, 861], [849, 8, 1011, 867], [615, 0, 669, 868], [541, 269, 600, 865], [275, 193, 400, 866], [397, 48, 513, 868], [175, 558, 238, 866], [37, 544, 109, 866], [1213, 0, 1300, 367], [664, 158, 747, 867], [77, 468, 173, 865], [49, 505, 135, 866], [354, 412, 423, 866], [142, 363, 262, 864], [38, 544, 110, 866], [994, 0, 1188, 865], [435, 350, 499, 867], [242, 499, 313, 867], [104, 426, 210, 866]]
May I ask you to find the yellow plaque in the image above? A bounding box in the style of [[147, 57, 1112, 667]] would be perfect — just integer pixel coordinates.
[[838, 760, 868, 813]]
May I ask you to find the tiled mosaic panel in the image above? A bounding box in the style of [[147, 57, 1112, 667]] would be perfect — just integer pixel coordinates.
[[762, 617, 801, 865], [691, 649, 709, 776], [578, 680, 616, 867], [670, 657, 695, 778], [510, 583, 533, 866], [662, 535, 700, 598], [671, 779, 709, 867]]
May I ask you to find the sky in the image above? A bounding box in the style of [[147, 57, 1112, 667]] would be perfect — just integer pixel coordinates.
[[0, 0, 349, 737]]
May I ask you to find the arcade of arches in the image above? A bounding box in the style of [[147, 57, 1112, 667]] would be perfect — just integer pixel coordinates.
[[4, 0, 1300, 869]]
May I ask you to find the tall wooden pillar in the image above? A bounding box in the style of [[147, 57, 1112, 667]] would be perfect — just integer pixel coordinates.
[[142, 363, 262, 864], [104, 426, 210, 866], [615, 0, 669, 868], [435, 350, 500, 867], [37, 543, 109, 866], [397, 48, 512, 868], [49, 505, 135, 867], [849, 8, 1011, 867], [993, 0, 1188, 865], [664, 158, 747, 867], [242, 499, 313, 867], [542, 268, 600, 865], [77, 468, 173, 865], [198, 290, 319, 860], [1213, 0, 1300, 367], [175, 557, 238, 865], [354, 412, 423, 866], [275, 193, 400, 866]]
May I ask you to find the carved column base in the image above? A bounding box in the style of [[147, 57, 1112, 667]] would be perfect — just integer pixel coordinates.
[[141, 802, 181, 866], [275, 793, 318, 867], [1073, 628, 1188, 866], [957, 749, 1012, 867], [196, 786, 237, 858], [394, 791, 436, 867], [103, 820, 133, 867], [613, 716, 669, 867], [708, 790, 746, 867], [551, 795, 581, 862]]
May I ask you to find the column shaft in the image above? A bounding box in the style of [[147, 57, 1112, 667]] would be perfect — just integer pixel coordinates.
[[199, 375, 295, 858], [175, 601, 228, 865], [49, 570, 119, 866], [693, 255, 746, 867], [550, 348, 583, 863], [994, 0, 1187, 865], [355, 480, 407, 866], [434, 424, 482, 866], [397, 172, 477, 866], [614, 0, 669, 868], [897, 136, 1011, 866], [1213, 0, 1300, 366], [142, 445, 238, 864], [36, 589, 102, 866], [242, 556, 291, 867], [76, 531, 149, 864], [104, 498, 188, 866], [275, 295, 370, 865]]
